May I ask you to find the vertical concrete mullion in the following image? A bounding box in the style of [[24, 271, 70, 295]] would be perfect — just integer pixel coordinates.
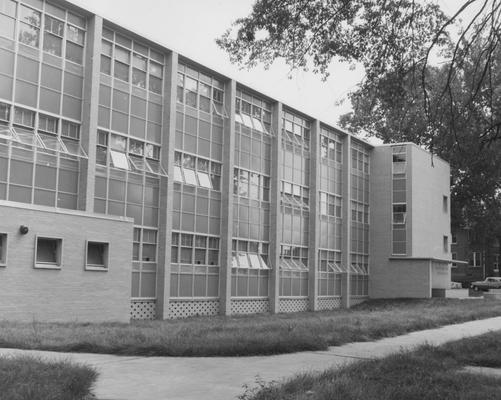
[[219, 79, 236, 316], [157, 51, 178, 320], [80, 15, 102, 212], [308, 120, 320, 311], [269, 102, 282, 314], [341, 134, 352, 308]]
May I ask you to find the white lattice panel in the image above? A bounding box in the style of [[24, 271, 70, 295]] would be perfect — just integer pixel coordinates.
[[231, 299, 270, 315], [317, 297, 342, 311], [130, 300, 156, 320], [279, 298, 309, 313], [350, 296, 368, 307], [168, 300, 220, 319]]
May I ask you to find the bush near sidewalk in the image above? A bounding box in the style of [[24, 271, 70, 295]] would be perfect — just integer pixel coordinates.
[[240, 331, 501, 400], [0, 298, 500, 357], [0, 355, 97, 400]]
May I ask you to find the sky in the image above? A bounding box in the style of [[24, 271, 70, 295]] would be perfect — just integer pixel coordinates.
[[66, 0, 469, 136]]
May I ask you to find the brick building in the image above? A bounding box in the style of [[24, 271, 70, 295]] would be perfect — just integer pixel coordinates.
[[0, 0, 452, 322]]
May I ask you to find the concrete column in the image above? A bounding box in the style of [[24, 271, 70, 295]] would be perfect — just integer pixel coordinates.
[[269, 102, 283, 314], [341, 134, 352, 308], [219, 79, 237, 316], [157, 51, 178, 319], [308, 120, 320, 311], [79, 15, 102, 212]]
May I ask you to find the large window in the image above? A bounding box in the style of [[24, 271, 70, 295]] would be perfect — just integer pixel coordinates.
[[131, 227, 158, 298], [18, 4, 41, 48], [0, 0, 17, 40], [233, 168, 269, 201], [0, 104, 85, 209], [96, 130, 165, 176], [235, 90, 272, 135], [35, 236, 62, 269], [280, 245, 308, 297], [170, 232, 220, 298], [101, 28, 164, 93], [318, 250, 343, 296], [15, 2, 87, 64], [177, 64, 225, 116], [231, 239, 270, 297], [173, 151, 221, 190], [282, 110, 310, 148]]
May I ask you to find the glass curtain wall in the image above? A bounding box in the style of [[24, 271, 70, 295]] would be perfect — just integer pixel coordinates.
[[0, 0, 86, 208], [318, 127, 343, 296], [350, 141, 370, 296], [231, 89, 272, 297], [171, 62, 225, 299], [279, 109, 310, 296], [95, 26, 166, 301]]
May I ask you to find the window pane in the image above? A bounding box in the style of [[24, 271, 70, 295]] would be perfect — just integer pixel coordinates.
[[114, 61, 129, 81], [0, 14, 15, 40], [183, 168, 198, 186], [132, 68, 146, 89], [65, 42, 83, 64], [0, 0, 16, 17], [115, 46, 130, 64], [43, 32, 62, 56], [149, 75, 162, 94], [20, 5, 40, 27], [66, 25, 84, 45], [149, 61, 162, 78], [19, 23, 40, 47], [101, 55, 111, 75]]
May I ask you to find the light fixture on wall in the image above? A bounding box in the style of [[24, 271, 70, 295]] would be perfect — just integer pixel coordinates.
[[19, 225, 29, 235]]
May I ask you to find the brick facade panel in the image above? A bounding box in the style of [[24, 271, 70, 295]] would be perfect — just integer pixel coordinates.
[[0, 202, 133, 322]]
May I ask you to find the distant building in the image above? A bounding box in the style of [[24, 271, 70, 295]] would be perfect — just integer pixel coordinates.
[[0, 0, 452, 322], [451, 228, 500, 287]]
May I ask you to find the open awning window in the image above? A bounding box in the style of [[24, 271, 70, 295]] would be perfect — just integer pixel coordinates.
[[110, 150, 130, 170], [110, 151, 167, 176], [232, 252, 270, 269], [350, 264, 368, 275], [1, 126, 88, 159], [279, 258, 308, 271]]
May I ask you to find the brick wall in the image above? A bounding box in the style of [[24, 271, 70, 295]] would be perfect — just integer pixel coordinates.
[[370, 259, 431, 298], [0, 201, 133, 322]]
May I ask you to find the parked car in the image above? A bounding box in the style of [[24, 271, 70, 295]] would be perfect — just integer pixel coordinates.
[[470, 277, 501, 291]]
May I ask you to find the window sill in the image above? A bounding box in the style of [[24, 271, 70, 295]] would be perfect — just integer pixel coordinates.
[[0, 263, 6, 268], [34, 264, 61, 270], [85, 265, 108, 272]]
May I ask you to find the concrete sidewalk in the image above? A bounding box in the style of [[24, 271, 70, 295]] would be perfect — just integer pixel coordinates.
[[2, 316, 501, 400]]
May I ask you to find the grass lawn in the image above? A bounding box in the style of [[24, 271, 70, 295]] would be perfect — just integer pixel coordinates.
[[1, 298, 500, 357], [0, 355, 97, 400], [239, 331, 501, 400]]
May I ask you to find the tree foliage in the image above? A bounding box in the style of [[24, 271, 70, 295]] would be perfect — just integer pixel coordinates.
[[218, 0, 501, 240]]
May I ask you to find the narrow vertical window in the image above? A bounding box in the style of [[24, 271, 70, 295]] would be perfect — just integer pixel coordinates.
[[0, 233, 7, 266]]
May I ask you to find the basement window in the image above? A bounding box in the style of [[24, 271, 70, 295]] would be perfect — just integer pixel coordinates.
[[85, 241, 109, 271], [35, 237, 62, 269]]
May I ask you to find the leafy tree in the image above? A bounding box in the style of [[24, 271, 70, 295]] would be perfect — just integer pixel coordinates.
[[218, 0, 501, 247], [217, 0, 501, 144]]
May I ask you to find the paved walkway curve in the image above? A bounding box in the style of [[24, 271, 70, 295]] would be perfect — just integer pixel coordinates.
[[2, 316, 501, 400]]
